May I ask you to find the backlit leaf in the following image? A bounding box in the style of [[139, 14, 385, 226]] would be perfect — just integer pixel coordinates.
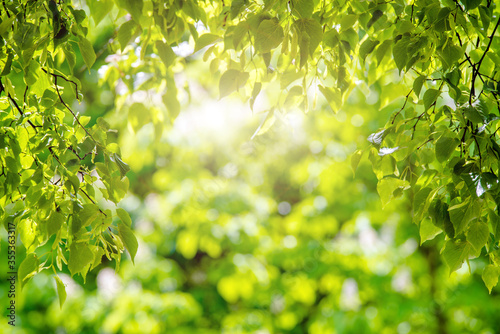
[[19, 253, 39, 289], [54, 276, 67, 308], [78, 37, 96, 71], [219, 69, 249, 99], [118, 222, 138, 263], [423, 89, 440, 111], [195, 34, 221, 52], [482, 265, 500, 293], [254, 19, 284, 53], [435, 134, 459, 163], [442, 239, 473, 273], [68, 243, 94, 277]]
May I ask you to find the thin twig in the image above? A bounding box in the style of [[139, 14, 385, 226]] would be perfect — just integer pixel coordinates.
[[41, 68, 80, 100], [470, 16, 500, 104], [392, 89, 413, 124], [53, 75, 97, 145]]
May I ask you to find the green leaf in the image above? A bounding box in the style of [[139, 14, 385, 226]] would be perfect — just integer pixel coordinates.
[[195, 34, 221, 52], [116, 0, 143, 22], [70, 8, 87, 25], [5, 156, 18, 173], [117, 20, 139, 52], [377, 177, 408, 207], [128, 102, 151, 133], [91, 246, 106, 270], [423, 89, 440, 111], [0, 15, 16, 36], [293, 19, 323, 56], [72, 214, 83, 235], [68, 243, 94, 277], [251, 110, 276, 139], [442, 239, 473, 273], [413, 75, 425, 98], [107, 176, 129, 204], [54, 276, 67, 308], [112, 153, 130, 178], [280, 70, 303, 89], [413, 187, 432, 217], [0, 50, 14, 77], [479, 6, 491, 29], [340, 15, 358, 31], [367, 9, 384, 28], [359, 39, 380, 61], [163, 78, 181, 120], [118, 222, 138, 263], [392, 37, 409, 73], [63, 45, 76, 73], [79, 204, 100, 228], [254, 19, 284, 53], [419, 219, 442, 245], [66, 174, 80, 194], [116, 208, 132, 227], [375, 39, 392, 65], [339, 28, 358, 53], [467, 220, 489, 253], [439, 44, 463, 70], [19, 253, 39, 289], [464, 0, 482, 11], [299, 32, 310, 68], [19, 219, 36, 252], [482, 265, 500, 293], [323, 29, 340, 49], [249, 82, 262, 111], [488, 209, 500, 239], [88, 0, 114, 26], [233, 21, 249, 49], [78, 37, 96, 71], [156, 41, 176, 67], [429, 199, 455, 238], [435, 134, 459, 163], [219, 69, 249, 99], [47, 211, 64, 237], [350, 149, 363, 176], [464, 106, 484, 124], [292, 0, 314, 18], [318, 85, 342, 113], [230, 0, 248, 19], [434, 7, 452, 32], [448, 198, 478, 235]]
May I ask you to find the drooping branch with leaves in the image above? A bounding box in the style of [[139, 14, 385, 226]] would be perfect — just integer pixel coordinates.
[[1, 0, 500, 304]]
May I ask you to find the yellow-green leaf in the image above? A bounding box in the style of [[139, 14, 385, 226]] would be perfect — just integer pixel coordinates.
[[293, 19, 323, 56], [467, 220, 489, 253], [423, 89, 441, 111], [117, 20, 139, 52], [116, 208, 132, 227], [195, 34, 221, 53], [118, 222, 138, 263], [442, 239, 473, 274], [54, 276, 67, 308], [78, 37, 96, 71], [68, 243, 94, 277], [219, 69, 249, 99], [47, 211, 64, 237], [413, 75, 426, 98], [482, 265, 500, 293], [156, 41, 176, 67], [19, 253, 39, 289], [254, 19, 284, 53]]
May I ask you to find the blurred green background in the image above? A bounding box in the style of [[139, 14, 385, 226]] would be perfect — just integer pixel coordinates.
[[2, 9, 500, 334]]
